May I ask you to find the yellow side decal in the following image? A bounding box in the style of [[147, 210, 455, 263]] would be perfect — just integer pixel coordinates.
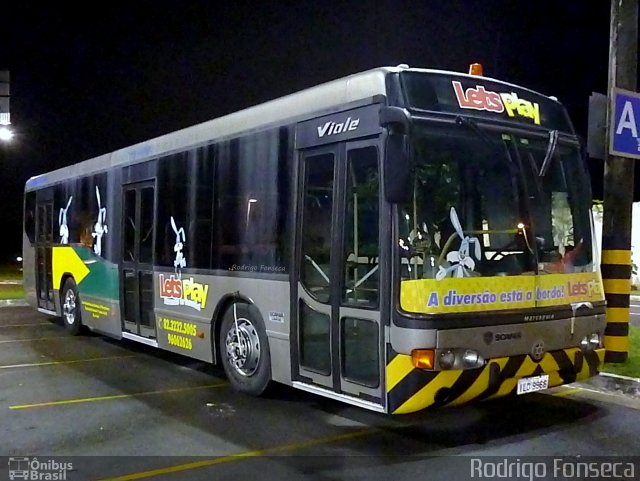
[[52, 246, 90, 290]]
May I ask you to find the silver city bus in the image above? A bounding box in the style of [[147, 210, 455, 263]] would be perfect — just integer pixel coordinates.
[[23, 65, 606, 414]]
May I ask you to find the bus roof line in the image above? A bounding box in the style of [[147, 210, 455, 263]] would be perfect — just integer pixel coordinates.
[[25, 66, 561, 190], [26, 67, 395, 189]]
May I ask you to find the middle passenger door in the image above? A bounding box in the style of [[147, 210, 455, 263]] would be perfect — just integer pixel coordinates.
[[121, 181, 157, 340], [294, 139, 384, 410]]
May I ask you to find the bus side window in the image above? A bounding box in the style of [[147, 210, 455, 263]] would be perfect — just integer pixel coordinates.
[[301, 153, 334, 303]]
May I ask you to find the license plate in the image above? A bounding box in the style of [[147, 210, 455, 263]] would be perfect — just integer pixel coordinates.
[[517, 374, 549, 395]]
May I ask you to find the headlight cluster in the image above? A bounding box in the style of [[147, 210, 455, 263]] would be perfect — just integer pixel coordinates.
[[580, 332, 601, 351], [410, 348, 486, 370], [439, 348, 485, 370]]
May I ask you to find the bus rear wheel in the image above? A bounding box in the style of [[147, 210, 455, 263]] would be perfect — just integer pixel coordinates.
[[219, 303, 271, 396], [61, 278, 82, 336]]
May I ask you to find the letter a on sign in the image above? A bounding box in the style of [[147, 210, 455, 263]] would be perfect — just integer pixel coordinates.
[[610, 88, 640, 159], [616, 101, 638, 137]]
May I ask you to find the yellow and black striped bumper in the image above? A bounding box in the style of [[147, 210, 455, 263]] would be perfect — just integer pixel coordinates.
[[386, 347, 605, 414]]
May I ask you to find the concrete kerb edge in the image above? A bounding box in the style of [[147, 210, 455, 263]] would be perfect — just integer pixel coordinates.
[[0, 299, 29, 308], [599, 371, 640, 383]]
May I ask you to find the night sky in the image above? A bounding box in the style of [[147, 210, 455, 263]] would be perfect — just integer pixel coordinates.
[[0, 1, 618, 262]]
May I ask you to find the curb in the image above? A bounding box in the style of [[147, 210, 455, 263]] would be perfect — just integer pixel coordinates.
[[600, 371, 640, 382], [0, 299, 29, 308], [578, 371, 640, 399]]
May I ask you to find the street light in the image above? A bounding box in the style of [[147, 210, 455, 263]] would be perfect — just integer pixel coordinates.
[[0, 125, 13, 142]]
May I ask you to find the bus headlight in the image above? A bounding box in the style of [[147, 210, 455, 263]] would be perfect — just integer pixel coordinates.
[[439, 350, 456, 370], [437, 349, 485, 370], [589, 332, 601, 349], [580, 332, 601, 351], [462, 349, 484, 368], [580, 336, 589, 350]]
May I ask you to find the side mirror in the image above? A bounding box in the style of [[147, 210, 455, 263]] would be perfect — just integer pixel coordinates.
[[380, 106, 411, 135], [380, 107, 413, 204], [383, 132, 413, 204]]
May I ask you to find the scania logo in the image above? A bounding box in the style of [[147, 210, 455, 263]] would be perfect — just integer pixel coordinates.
[[316, 117, 360, 138], [495, 332, 522, 341], [484, 331, 522, 344]]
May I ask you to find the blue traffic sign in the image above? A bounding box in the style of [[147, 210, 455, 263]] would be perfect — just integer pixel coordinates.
[[610, 88, 640, 159]]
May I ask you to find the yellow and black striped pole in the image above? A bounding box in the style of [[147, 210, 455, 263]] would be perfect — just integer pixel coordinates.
[[601, 250, 631, 363], [601, 0, 637, 363]]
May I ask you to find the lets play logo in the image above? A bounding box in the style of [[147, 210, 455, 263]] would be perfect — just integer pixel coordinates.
[[452, 81, 541, 125], [159, 274, 209, 311], [567, 279, 603, 298]]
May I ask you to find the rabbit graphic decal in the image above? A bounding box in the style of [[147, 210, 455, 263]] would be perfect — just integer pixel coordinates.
[[171, 216, 186, 276], [92, 186, 108, 256], [58, 196, 73, 244], [436, 207, 481, 280]]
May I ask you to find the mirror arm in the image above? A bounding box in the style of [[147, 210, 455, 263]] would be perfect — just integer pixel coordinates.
[[379, 106, 412, 135]]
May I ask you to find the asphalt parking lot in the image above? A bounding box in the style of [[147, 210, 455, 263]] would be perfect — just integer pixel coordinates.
[[1, 306, 640, 481]]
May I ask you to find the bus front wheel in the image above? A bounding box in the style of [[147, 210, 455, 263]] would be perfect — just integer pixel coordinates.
[[219, 303, 271, 396], [61, 278, 82, 336]]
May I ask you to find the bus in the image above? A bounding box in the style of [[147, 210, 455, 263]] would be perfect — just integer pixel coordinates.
[[22, 64, 606, 414]]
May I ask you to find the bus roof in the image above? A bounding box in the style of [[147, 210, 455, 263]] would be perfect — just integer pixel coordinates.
[[25, 65, 559, 190]]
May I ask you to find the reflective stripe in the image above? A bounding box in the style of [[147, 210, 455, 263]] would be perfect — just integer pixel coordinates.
[[386, 353, 415, 392], [605, 307, 630, 322], [603, 335, 629, 353], [603, 278, 631, 294], [601, 250, 631, 265]]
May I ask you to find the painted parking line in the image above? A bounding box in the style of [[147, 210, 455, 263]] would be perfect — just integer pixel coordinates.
[[0, 336, 71, 343], [9, 382, 228, 410], [550, 387, 582, 397], [0, 354, 138, 370], [0, 322, 52, 328], [95, 426, 380, 481]]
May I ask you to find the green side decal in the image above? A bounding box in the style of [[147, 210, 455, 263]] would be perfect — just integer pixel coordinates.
[[68, 246, 120, 301]]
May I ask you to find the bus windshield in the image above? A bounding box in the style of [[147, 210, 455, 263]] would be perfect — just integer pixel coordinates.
[[397, 124, 594, 281]]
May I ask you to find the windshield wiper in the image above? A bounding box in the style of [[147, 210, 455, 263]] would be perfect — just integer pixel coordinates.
[[539, 129, 559, 177], [455, 115, 518, 173], [455, 115, 496, 148]]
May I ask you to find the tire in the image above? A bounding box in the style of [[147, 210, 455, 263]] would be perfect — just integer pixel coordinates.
[[61, 278, 82, 336], [219, 303, 271, 396]]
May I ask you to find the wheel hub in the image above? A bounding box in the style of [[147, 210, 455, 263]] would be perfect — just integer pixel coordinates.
[[63, 289, 76, 326], [225, 318, 260, 376]]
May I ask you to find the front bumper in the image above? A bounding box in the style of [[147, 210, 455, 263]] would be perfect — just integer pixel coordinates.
[[386, 347, 605, 414]]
